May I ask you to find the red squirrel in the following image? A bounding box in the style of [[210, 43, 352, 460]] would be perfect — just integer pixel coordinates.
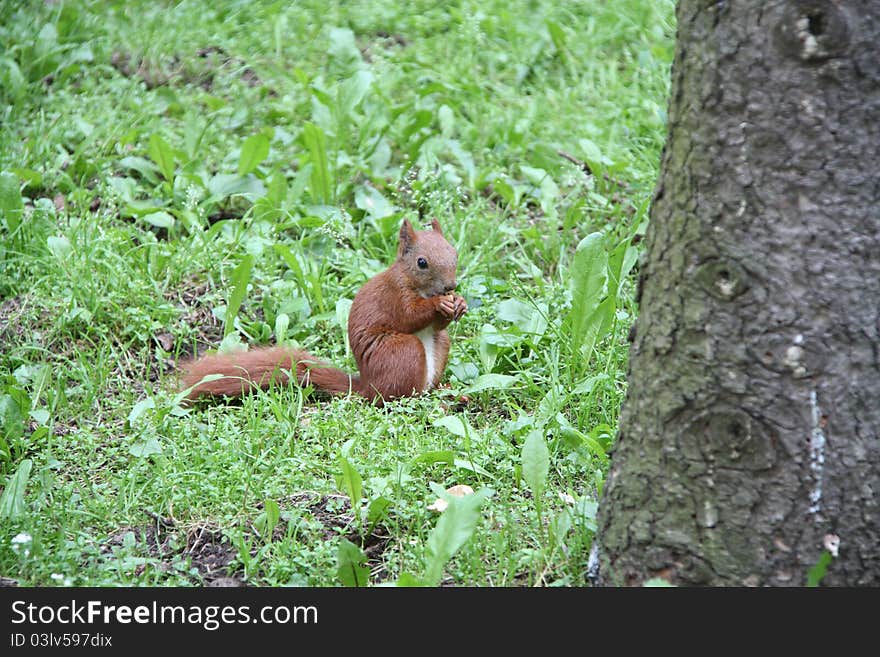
[[180, 218, 467, 403]]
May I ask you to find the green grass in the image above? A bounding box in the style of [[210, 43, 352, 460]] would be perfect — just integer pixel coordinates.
[[0, 0, 674, 586]]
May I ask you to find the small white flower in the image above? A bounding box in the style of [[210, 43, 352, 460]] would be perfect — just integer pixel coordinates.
[[11, 533, 32, 556], [50, 573, 64, 581]]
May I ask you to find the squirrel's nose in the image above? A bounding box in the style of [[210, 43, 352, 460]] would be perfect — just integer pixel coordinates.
[[444, 283, 457, 293]]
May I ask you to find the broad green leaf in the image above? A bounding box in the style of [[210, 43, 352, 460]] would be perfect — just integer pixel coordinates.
[[0, 58, 26, 102], [337, 70, 373, 116], [28, 409, 49, 426], [265, 169, 288, 207], [302, 123, 331, 204], [128, 398, 155, 425], [327, 27, 363, 69], [569, 232, 609, 359], [118, 156, 161, 183], [238, 133, 271, 176], [571, 373, 611, 395], [274, 244, 306, 284], [559, 427, 606, 459], [492, 177, 519, 206], [0, 172, 23, 234], [13, 363, 46, 387], [424, 487, 493, 585], [355, 185, 394, 220], [448, 361, 479, 384], [224, 254, 254, 338], [503, 413, 534, 436], [336, 538, 369, 587], [107, 176, 137, 204], [366, 496, 392, 527], [496, 298, 538, 328], [579, 296, 616, 361], [478, 333, 499, 372], [274, 313, 290, 344], [129, 437, 162, 458], [206, 173, 266, 201], [478, 324, 522, 374], [521, 430, 550, 501], [462, 374, 517, 394], [10, 168, 41, 189], [550, 508, 572, 546], [579, 138, 614, 167], [447, 140, 476, 188], [147, 133, 176, 181], [496, 298, 549, 339], [1, 388, 30, 453], [47, 235, 72, 260], [438, 104, 455, 137], [36, 23, 58, 54], [395, 572, 425, 587], [337, 455, 363, 507], [402, 109, 432, 143], [433, 415, 468, 438], [142, 211, 175, 228], [0, 459, 32, 521], [574, 497, 598, 532], [521, 165, 559, 219], [453, 458, 492, 478], [218, 332, 247, 353], [479, 323, 521, 348]]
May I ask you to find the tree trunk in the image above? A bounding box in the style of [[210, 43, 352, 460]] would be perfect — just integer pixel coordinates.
[[593, 1, 880, 586]]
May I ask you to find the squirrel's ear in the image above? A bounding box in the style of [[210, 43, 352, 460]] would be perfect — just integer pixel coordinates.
[[398, 218, 417, 255], [430, 217, 443, 235]]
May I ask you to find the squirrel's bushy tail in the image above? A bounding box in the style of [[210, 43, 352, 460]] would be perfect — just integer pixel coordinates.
[[180, 347, 363, 399]]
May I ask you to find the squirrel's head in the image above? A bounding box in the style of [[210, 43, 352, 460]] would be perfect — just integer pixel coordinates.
[[397, 218, 458, 298]]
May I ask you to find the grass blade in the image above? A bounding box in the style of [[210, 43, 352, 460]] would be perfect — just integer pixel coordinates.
[[302, 122, 332, 204], [337, 454, 363, 510], [224, 254, 254, 338]]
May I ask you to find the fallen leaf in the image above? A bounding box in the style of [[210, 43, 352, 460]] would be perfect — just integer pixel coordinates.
[[427, 484, 475, 512], [427, 498, 448, 513], [155, 332, 175, 351]]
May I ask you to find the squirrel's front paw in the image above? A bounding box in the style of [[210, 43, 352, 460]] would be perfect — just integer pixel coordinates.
[[452, 294, 467, 321], [437, 295, 456, 320]]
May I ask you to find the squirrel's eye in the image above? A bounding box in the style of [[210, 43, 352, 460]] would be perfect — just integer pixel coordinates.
[[417, 257, 428, 269]]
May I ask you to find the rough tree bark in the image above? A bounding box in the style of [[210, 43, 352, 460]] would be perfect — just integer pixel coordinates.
[[592, 1, 879, 586]]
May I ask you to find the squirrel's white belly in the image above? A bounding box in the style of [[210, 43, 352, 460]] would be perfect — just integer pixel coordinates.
[[415, 326, 436, 390]]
